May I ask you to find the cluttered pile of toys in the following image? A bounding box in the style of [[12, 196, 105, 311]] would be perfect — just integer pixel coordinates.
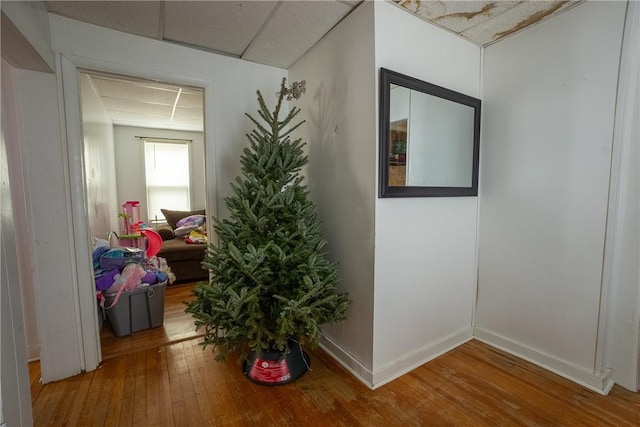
[[93, 201, 175, 315]]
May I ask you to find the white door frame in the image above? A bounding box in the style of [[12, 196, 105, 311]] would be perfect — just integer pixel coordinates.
[[599, 0, 640, 392], [57, 52, 215, 372], [59, 55, 101, 371]]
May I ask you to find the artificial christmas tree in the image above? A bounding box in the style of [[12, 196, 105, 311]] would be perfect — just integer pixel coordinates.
[[185, 78, 349, 384]]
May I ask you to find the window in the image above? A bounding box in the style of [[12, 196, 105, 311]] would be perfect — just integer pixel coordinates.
[[143, 139, 191, 222]]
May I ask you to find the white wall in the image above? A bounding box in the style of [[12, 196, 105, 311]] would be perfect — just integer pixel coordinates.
[[603, 0, 640, 392], [291, 0, 481, 388], [49, 14, 285, 220], [113, 126, 206, 225], [1, 64, 39, 363], [79, 73, 119, 239], [14, 67, 83, 381], [1, 0, 53, 367], [372, 1, 480, 386], [289, 2, 376, 381], [29, 14, 286, 380], [10, 0, 633, 393], [476, 1, 627, 392], [1, 58, 34, 427]]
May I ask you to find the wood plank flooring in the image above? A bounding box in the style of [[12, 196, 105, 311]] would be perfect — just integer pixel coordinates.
[[30, 337, 640, 426], [100, 282, 203, 360]]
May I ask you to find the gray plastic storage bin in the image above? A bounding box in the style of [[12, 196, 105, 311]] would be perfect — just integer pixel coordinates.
[[104, 281, 166, 337]]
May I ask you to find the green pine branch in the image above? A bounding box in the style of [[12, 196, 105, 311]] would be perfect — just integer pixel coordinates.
[[185, 78, 350, 361]]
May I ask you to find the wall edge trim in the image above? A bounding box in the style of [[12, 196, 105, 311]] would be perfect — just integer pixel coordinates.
[[474, 327, 614, 395], [371, 327, 474, 389], [319, 336, 374, 389]]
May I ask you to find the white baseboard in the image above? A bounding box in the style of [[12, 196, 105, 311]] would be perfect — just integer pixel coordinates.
[[26, 345, 40, 362], [320, 328, 473, 390], [370, 327, 473, 389], [320, 327, 614, 395], [474, 327, 614, 395], [319, 336, 374, 388]]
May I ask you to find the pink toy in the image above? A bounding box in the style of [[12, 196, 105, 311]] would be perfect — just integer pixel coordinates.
[[121, 201, 141, 235], [120, 201, 145, 248], [104, 263, 147, 309], [140, 229, 162, 257]]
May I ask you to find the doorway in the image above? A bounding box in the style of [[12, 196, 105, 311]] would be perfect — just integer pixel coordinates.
[[76, 69, 207, 360]]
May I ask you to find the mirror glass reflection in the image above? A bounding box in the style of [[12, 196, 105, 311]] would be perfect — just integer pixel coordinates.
[[379, 68, 481, 198], [389, 85, 475, 187]]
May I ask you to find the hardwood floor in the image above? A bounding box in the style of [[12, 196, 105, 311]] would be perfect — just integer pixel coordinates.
[[100, 281, 203, 360], [30, 336, 640, 426]]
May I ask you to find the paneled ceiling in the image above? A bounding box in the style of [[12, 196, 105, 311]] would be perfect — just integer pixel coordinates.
[[81, 71, 204, 132], [50, 1, 583, 131]]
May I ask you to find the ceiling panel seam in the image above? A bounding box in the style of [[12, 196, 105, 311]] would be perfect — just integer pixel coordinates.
[[240, 0, 284, 60], [170, 89, 182, 124], [159, 37, 241, 59], [159, 1, 165, 40], [46, 1, 585, 76]]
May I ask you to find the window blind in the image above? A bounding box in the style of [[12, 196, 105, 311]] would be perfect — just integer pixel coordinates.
[[143, 139, 191, 221]]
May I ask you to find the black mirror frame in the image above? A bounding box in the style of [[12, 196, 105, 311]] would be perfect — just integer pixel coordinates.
[[378, 68, 481, 198]]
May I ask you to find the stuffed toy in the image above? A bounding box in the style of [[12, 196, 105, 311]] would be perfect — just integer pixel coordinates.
[[95, 268, 119, 292], [141, 269, 158, 285], [145, 255, 176, 284], [104, 263, 147, 309], [107, 263, 146, 293]]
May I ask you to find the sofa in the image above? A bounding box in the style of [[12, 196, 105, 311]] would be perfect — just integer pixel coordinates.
[[157, 209, 209, 283]]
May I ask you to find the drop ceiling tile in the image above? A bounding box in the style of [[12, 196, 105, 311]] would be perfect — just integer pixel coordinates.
[[90, 77, 179, 106], [242, 0, 355, 69], [461, 0, 581, 45], [101, 98, 174, 118], [46, 1, 161, 39], [109, 111, 173, 124], [174, 117, 204, 128], [172, 106, 204, 122], [174, 124, 204, 132], [177, 91, 204, 109], [401, 1, 521, 33], [338, 1, 363, 7], [84, 72, 203, 131], [163, 1, 278, 56], [110, 112, 202, 132]]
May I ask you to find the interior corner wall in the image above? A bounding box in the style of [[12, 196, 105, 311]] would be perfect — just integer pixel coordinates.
[[371, 1, 480, 386], [79, 73, 119, 239], [113, 126, 206, 224], [476, 1, 627, 392], [1, 0, 54, 71], [288, 1, 376, 382]]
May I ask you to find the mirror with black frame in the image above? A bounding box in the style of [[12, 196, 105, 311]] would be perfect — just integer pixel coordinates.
[[379, 68, 481, 198]]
